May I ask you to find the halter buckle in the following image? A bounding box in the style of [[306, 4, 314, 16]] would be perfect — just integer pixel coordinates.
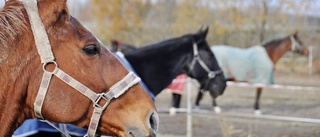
[[93, 93, 109, 109], [208, 71, 216, 78]]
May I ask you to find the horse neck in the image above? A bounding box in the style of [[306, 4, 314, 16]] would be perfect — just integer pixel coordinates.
[[264, 38, 291, 64], [0, 33, 36, 137], [125, 43, 192, 96], [0, 2, 42, 135], [0, 46, 37, 136]]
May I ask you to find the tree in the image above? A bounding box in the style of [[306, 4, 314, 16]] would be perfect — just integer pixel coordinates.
[[171, 0, 211, 36], [90, 0, 151, 44]]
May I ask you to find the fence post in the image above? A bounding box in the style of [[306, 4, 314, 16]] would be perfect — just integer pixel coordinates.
[[308, 46, 313, 74], [187, 78, 193, 137]]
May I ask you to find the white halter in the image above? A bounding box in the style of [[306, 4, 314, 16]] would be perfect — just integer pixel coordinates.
[[190, 43, 223, 79], [19, 0, 141, 136], [289, 35, 304, 52]]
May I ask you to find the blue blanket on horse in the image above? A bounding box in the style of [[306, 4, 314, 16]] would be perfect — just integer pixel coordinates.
[[212, 46, 274, 84], [13, 52, 154, 136], [13, 119, 87, 137], [114, 52, 154, 99]]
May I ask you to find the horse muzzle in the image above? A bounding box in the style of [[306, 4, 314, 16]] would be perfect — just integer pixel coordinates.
[[210, 75, 227, 97], [127, 110, 159, 137]]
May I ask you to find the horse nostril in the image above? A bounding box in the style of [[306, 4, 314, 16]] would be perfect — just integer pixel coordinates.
[[148, 111, 159, 135]]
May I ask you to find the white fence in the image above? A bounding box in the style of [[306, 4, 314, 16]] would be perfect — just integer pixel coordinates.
[[279, 46, 316, 74], [159, 78, 320, 137]]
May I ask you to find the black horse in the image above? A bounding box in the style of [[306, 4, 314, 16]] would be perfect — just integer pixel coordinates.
[[121, 27, 226, 105]]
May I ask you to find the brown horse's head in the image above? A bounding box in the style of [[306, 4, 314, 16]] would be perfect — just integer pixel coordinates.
[[0, 0, 157, 136], [291, 32, 309, 55]]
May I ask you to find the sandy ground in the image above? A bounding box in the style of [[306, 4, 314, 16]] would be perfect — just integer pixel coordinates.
[[155, 71, 320, 137]]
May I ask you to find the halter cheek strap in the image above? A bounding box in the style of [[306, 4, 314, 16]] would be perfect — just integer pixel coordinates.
[[289, 35, 304, 53], [189, 43, 223, 91], [190, 43, 223, 79], [20, 0, 141, 137]]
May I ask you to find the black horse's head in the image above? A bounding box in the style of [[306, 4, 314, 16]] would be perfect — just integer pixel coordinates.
[[184, 27, 226, 98]]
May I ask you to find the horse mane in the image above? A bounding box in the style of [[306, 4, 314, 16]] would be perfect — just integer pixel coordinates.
[[125, 35, 192, 57], [0, 2, 27, 46], [262, 36, 288, 47], [0, 1, 27, 62]]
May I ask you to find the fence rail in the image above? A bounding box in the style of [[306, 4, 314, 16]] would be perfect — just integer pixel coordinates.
[[226, 81, 320, 91], [160, 79, 320, 137], [158, 108, 320, 124]]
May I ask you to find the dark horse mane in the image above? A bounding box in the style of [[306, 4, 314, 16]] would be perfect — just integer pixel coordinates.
[[262, 36, 288, 47], [126, 35, 192, 56], [124, 34, 199, 96]]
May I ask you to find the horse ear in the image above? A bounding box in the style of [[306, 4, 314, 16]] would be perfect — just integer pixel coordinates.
[[197, 26, 209, 40], [203, 26, 209, 35], [198, 25, 209, 33], [37, 0, 69, 27], [292, 31, 298, 37]]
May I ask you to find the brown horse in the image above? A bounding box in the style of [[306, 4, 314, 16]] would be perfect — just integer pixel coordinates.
[[195, 32, 309, 114], [0, 0, 157, 137]]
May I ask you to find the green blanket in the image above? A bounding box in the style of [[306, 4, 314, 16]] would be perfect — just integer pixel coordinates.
[[212, 46, 274, 84]]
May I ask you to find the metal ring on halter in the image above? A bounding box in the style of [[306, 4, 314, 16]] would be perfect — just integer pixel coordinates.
[[42, 61, 58, 74], [208, 71, 216, 78]]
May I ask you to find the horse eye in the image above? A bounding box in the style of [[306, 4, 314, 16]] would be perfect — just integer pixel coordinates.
[[82, 44, 100, 56]]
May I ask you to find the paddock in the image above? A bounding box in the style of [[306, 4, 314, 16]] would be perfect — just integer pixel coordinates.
[[155, 70, 320, 137]]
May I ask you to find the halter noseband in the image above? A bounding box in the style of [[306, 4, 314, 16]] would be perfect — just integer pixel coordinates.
[[20, 0, 140, 137], [189, 42, 223, 90]]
